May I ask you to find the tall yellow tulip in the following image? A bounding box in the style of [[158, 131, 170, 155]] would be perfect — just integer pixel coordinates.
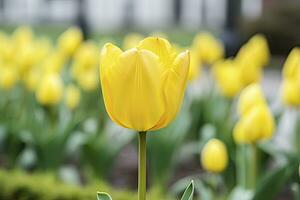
[[100, 37, 190, 200], [100, 37, 190, 131]]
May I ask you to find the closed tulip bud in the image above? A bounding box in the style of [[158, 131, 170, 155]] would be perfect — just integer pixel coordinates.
[[237, 84, 266, 117], [282, 48, 300, 79], [192, 32, 224, 64], [235, 55, 262, 85], [281, 78, 300, 106], [42, 51, 66, 73], [250, 35, 270, 66], [65, 84, 81, 110], [74, 41, 98, 69], [24, 69, 41, 91], [100, 37, 190, 131], [12, 26, 33, 49], [0, 66, 18, 90], [36, 73, 63, 106], [188, 50, 201, 81], [201, 139, 228, 173], [123, 33, 144, 50], [58, 27, 83, 57], [213, 60, 243, 98], [77, 70, 98, 91], [234, 104, 275, 144]]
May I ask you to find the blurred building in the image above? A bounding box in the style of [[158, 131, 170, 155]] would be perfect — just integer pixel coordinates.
[[0, 0, 263, 32]]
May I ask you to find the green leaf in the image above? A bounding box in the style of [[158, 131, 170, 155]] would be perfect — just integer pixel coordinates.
[[97, 192, 112, 200], [180, 180, 194, 200], [253, 163, 295, 200]]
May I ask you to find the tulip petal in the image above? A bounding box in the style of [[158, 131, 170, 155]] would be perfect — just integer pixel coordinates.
[[103, 48, 165, 131], [99, 43, 128, 127], [138, 37, 176, 68], [150, 51, 190, 130]]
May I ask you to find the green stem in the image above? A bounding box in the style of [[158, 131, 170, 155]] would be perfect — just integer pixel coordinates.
[[138, 131, 147, 200], [296, 111, 300, 156], [237, 144, 247, 188], [246, 144, 257, 189]]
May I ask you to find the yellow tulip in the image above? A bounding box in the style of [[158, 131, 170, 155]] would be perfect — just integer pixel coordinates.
[[65, 84, 81, 110], [99, 37, 190, 131], [282, 47, 300, 79], [234, 104, 275, 144], [36, 73, 63, 106], [73, 41, 98, 69], [242, 34, 270, 67], [188, 50, 201, 81], [201, 139, 228, 173], [34, 37, 52, 63], [24, 68, 41, 91], [42, 51, 66, 73], [281, 78, 300, 106], [58, 27, 83, 57], [235, 54, 262, 85], [12, 26, 33, 49], [213, 60, 243, 98], [77, 70, 98, 91], [237, 84, 266, 117], [123, 33, 144, 50], [0, 66, 18, 90], [192, 32, 224, 64]]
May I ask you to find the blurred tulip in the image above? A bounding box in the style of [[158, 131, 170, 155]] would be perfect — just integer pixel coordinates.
[[42, 51, 66, 73], [201, 139, 228, 173], [65, 84, 81, 110], [12, 26, 33, 49], [123, 33, 144, 50], [234, 104, 275, 144], [235, 54, 262, 85], [0, 66, 18, 90], [36, 73, 63, 106], [58, 27, 83, 57], [100, 37, 190, 131], [282, 47, 300, 79], [24, 68, 41, 91], [77, 70, 98, 91], [192, 32, 224, 65], [234, 84, 275, 144], [74, 41, 98, 69], [237, 34, 270, 68], [188, 50, 201, 81], [281, 78, 300, 106], [213, 60, 243, 98], [237, 84, 266, 117]]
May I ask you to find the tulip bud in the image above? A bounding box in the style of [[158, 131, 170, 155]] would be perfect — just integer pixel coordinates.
[[234, 104, 275, 144], [24, 68, 41, 91], [0, 66, 18, 90], [58, 27, 83, 57], [282, 47, 300, 79], [36, 73, 63, 106], [281, 78, 300, 107], [188, 50, 201, 81], [237, 84, 266, 117], [65, 84, 81, 110], [201, 139, 228, 173], [123, 33, 144, 50], [77, 70, 98, 91], [192, 32, 224, 65], [212, 60, 243, 98]]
